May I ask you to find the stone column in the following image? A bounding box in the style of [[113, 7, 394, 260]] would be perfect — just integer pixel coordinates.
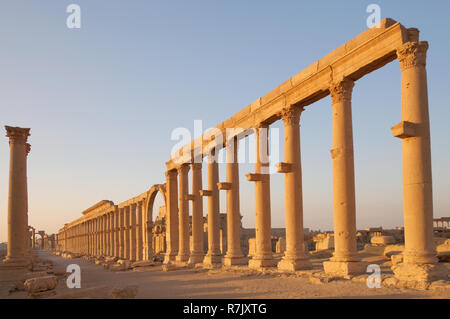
[[276, 106, 311, 271], [114, 209, 119, 257], [3, 126, 31, 266], [392, 40, 442, 281], [129, 204, 137, 261], [222, 136, 246, 266], [247, 124, 275, 269], [31, 228, 36, 249], [137, 202, 144, 261], [188, 162, 204, 264], [176, 164, 190, 262], [203, 151, 222, 266], [323, 78, 366, 276], [124, 207, 130, 259], [108, 213, 113, 256], [164, 169, 179, 263], [119, 208, 125, 258]]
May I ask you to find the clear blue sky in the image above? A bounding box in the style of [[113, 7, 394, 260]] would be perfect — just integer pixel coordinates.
[[1, 1, 449, 241]]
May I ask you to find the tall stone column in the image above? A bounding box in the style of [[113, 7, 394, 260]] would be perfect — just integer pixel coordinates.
[[164, 169, 179, 263], [188, 162, 204, 264], [247, 124, 275, 269], [129, 204, 137, 261], [323, 78, 366, 276], [124, 207, 130, 259], [101, 216, 105, 256], [392, 40, 443, 281], [203, 151, 222, 266], [109, 212, 114, 256], [119, 208, 125, 258], [222, 136, 246, 266], [276, 106, 312, 271], [3, 126, 31, 266], [137, 202, 144, 261], [176, 164, 190, 262], [114, 209, 119, 257]]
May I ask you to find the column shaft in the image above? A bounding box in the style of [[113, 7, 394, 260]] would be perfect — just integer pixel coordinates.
[[277, 107, 311, 271], [176, 164, 190, 262]]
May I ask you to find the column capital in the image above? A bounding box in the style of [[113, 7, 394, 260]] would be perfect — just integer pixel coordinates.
[[397, 41, 428, 72], [165, 169, 178, 179], [177, 163, 190, 174], [280, 106, 303, 125], [329, 78, 354, 105], [5, 126, 30, 144], [191, 162, 202, 170]]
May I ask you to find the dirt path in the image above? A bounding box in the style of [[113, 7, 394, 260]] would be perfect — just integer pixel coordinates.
[[1, 250, 446, 299]]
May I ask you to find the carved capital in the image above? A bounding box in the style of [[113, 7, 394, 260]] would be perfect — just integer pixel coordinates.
[[25, 143, 31, 155], [191, 162, 202, 170], [397, 41, 428, 72], [329, 78, 354, 105], [280, 106, 303, 126], [177, 163, 190, 175], [5, 126, 30, 144]]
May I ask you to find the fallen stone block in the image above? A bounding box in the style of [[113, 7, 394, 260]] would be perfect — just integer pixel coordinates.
[[383, 245, 404, 258], [110, 285, 138, 299], [371, 236, 396, 246], [131, 260, 155, 268], [428, 280, 450, 291], [162, 263, 176, 272], [391, 254, 403, 265], [24, 275, 58, 293]]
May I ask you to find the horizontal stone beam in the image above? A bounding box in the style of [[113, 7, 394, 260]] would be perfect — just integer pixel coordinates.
[[167, 18, 411, 170]]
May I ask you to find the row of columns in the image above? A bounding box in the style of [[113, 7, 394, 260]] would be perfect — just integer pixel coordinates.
[[433, 219, 449, 228], [163, 40, 437, 276], [58, 201, 153, 262]]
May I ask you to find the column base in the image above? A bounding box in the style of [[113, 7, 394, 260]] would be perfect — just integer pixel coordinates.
[[277, 257, 312, 272], [223, 255, 248, 266], [176, 254, 190, 262], [188, 253, 204, 265], [1, 256, 31, 269], [163, 252, 178, 264], [203, 254, 222, 267], [248, 258, 277, 270], [323, 260, 368, 277], [392, 262, 448, 282]]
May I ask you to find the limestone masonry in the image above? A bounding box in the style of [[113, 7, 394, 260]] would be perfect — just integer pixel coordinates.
[[2, 19, 449, 292]]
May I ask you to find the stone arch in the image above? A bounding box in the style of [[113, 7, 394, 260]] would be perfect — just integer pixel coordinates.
[[144, 184, 167, 224]]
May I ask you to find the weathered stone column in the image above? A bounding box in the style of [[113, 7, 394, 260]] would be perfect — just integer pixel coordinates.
[[119, 208, 125, 258], [164, 169, 179, 263], [176, 164, 190, 262], [188, 162, 204, 264], [102, 215, 106, 256], [247, 124, 275, 269], [323, 78, 366, 276], [109, 212, 114, 256], [124, 207, 130, 259], [203, 151, 222, 266], [113, 209, 119, 257], [137, 201, 144, 261], [222, 136, 246, 266], [3, 126, 31, 266], [391, 40, 443, 281], [129, 204, 137, 261], [276, 106, 312, 271]]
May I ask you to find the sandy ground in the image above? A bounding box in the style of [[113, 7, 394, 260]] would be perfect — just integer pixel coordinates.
[[0, 249, 449, 299]]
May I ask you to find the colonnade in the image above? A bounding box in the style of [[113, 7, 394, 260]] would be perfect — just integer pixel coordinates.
[[57, 199, 153, 262]]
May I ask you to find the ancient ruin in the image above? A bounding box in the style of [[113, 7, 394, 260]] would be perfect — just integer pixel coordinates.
[[1, 18, 449, 297]]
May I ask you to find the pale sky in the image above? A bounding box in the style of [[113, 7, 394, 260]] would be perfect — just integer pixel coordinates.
[[1, 1, 449, 242]]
